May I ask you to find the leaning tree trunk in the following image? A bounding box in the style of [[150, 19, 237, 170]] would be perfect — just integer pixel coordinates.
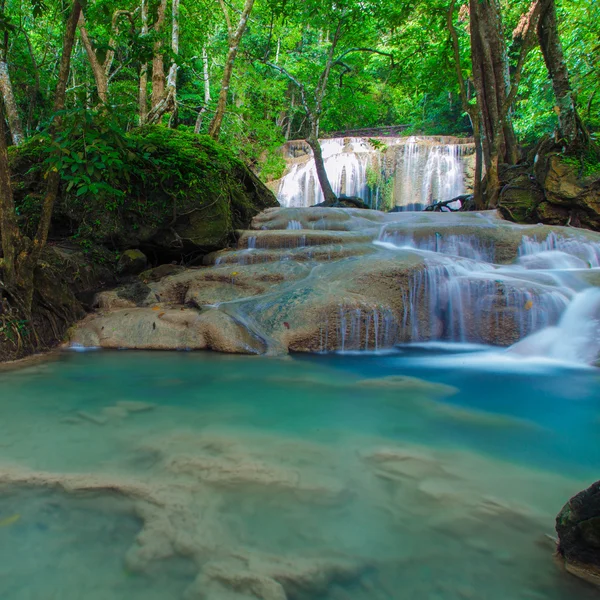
[[31, 0, 82, 307], [537, 0, 580, 145], [208, 0, 255, 140], [78, 14, 109, 104], [307, 127, 337, 206]]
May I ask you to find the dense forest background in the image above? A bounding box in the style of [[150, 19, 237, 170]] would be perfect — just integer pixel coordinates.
[[1, 0, 598, 179]]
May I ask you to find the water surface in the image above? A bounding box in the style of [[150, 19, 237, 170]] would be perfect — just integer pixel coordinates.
[[0, 349, 598, 599]]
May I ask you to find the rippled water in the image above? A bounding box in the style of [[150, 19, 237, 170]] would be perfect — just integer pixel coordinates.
[[0, 349, 599, 599]]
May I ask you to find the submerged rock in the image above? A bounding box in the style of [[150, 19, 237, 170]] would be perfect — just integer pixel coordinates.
[[355, 375, 457, 398], [556, 481, 600, 586]]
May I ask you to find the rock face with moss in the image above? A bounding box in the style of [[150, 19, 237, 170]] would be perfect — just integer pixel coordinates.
[[11, 126, 278, 261], [556, 481, 600, 586], [499, 148, 600, 230], [0, 246, 114, 363]]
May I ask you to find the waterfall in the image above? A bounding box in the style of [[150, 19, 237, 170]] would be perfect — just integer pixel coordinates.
[[394, 138, 466, 210], [277, 136, 470, 210], [277, 138, 372, 208]]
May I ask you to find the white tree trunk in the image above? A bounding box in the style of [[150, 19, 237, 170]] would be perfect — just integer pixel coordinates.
[[0, 60, 24, 145]]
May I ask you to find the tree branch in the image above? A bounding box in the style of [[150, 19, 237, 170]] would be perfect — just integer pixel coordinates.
[[332, 47, 395, 68], [264, 61, 311, 117], [218, 0, 233, 39], [503, 0, 542, 117]]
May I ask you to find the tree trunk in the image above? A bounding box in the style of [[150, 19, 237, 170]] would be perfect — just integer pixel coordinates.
[[307, 130, 337, 206], [0, 100, 19, 286], [151, 0, 168, 109], [194, 46, 211, 133], [537, 0, 579, 145], [469, 0, 518, 206], [138, 0, 149, 124], [0, 60, 24, 145], [208, 0, 255, 140], [22, 27, 40, 136], [34, 0, 82, 283], [146, 0, 179, 124], [78, 14, 109, 104]]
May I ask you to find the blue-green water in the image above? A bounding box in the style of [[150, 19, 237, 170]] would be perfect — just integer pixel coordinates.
[[0, 349, 599, 599]]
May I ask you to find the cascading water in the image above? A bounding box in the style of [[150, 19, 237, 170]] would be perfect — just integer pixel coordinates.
[[519, 231, 600, 267], [277, 138, 373, 208], [394, 138, 466, 210], [508, 289, 600, 364], [377, 227, 600, 354], [276, 136, 471, 210]]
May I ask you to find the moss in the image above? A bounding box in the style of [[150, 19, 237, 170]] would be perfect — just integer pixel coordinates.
[[11, 125, 278, 254]]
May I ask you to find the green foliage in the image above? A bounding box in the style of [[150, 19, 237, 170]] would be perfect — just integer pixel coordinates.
[[560, 152, 600, 179], [12, 120, 273, 250], [2, 0, 599, 186], [40, 108, 142, 211]]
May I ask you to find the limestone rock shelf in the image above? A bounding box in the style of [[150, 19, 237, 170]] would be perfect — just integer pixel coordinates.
[[69, 207, 600, 356]]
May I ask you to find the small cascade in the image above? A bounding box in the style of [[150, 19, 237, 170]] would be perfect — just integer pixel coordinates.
[[519, 232, 600, 267], [334, 306, 398, 352], [378, 233, 494, 262], [378, 240, 572, 346], [277, 136, 472, 210], [394, 138, 466, 210], [508, 288, 600, 364]]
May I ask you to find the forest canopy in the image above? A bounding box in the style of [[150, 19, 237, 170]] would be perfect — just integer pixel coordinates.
[[0, 0, 597, 172]]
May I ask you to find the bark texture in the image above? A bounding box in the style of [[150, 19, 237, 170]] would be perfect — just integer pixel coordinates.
[[0, 61, 24, 145], [537, 0, 579, 145], [194, 46, 211, 133], [208, 0, 255, 140], [78, 14, 109, 103], [147, 0, 179, 124], [469, 0, 518, 206], [139, 0, 149, 124], [151, 0, 168, 108]]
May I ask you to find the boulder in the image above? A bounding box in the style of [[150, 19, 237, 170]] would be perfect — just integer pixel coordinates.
[[10, 127, 279, 261], [556, 481, 600, 586], [117, 249, 148, 276]]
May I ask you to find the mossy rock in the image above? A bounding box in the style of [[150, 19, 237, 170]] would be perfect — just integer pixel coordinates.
[[498, 173, 543, 223], [556, 481, 600, 586], [10, 126, 279, 259], [117, 249, 147, 275]]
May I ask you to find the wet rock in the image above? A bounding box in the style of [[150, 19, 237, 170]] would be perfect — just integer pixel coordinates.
[[140, 263, 187, 282], [76, 411, 108, 426], [69, 207, 600, 354], [117, 249, 148, 276], [556, 480, 600, 586]]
